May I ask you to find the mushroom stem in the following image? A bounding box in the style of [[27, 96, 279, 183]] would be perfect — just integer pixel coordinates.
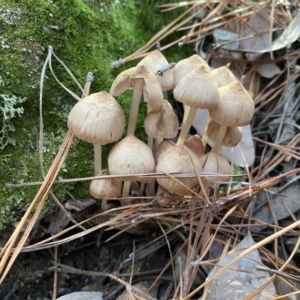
[[127, 79, 144, 136], [93, 144, 102, 175], [154, 137, 163, 154], [211, 124, 227, 153], [201, 117, 211, 148], [148, 136, 154, 150], [146, 104, 154, 152], [101, 198, 107, 211], [94, 146, 105, 220], [177, 106, 196, 145], [122, 181, 131, 198]]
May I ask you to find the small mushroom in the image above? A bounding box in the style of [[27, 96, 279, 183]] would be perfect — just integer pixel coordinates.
[[156, 144, 202, 195], [209, 81, 255, 153], [137, 50, 174, 91], [184, 135, 205, 157], [155, 140, 175, 164], [206, 119, 242, 148], [67, 91, 125, 175], [110, 65, 164, 136], [199, 151, 232, 194], [144, 100, 179, 152], [173, 65, 220, 145], [108, 135, 155, 198], [89, 169, 122, 210]]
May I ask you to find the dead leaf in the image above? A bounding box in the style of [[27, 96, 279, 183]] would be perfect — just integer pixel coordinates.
[[268, 81, 297, 144], [252, 183, 300, 232], [241, 7, 271, 61], [48, 209, 71, 235], [116, 282, 158, 300], [65, 198, 96, 211], [256, 54, 281, 78], [203, 232, 277, 300], [266, 11, 300, 52], [224, 11, 300, 54], [56, 291, 103, 300], [213, 28, 242, 60], [192, 109, 255, 166]]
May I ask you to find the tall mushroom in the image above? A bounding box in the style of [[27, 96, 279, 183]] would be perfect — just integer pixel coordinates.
[[200, 66, 238, 147], [67, 91, 125, 175], [172, 54, 209, 88], [137, 52, 174, 151], [173, 65, 220, 145], [110, 65, 163, 136], [209, 81, 255, 153], [137, 50, 174, 91], [144, 99, 178, 195]]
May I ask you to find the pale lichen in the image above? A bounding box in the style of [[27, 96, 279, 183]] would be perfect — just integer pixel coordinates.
[[0, 93, 26, 149]]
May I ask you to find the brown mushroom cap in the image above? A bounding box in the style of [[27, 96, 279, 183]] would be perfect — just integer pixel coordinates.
[[137, 50, 173, 91], [156, 144, 202, 195], [211, 66, 237, 87], [209, 81, 255, 127], [207, 120, 242, 147], [67, 91, 125, 144], [110, 65, 163, 113], [184, 135, 205, 156], [108, 135, 155, 179], [89, 169, 122, 199], [144, 100, 179, 138], [173, 65, 220, 109], [199, 151, 232, 187], [172, 54, 209, 88]]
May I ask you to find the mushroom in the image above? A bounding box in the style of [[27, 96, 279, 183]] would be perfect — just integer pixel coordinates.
[[172, 54, 209, 88], [89, 169, 122, 210], [184, 135, 205, 157], [67, 91, 125, 175], [156, 144, 202, 195], [206, 119, 242, 148], [155, 140, 175, 164], [108, 135, 155, 198], [211, 66, 237, 88], [173, 65, 220, 145], [144, 100, 179, 152], [137, 50, 174, 91], [143, 99, 179, 195], [199, 151, 232, 194], [209, 81, 255, 153], [110, 65, 164, 136], [199, 66, 238, 147]]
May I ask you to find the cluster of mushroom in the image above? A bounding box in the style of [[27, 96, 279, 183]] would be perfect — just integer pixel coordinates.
[[67, 51, 255, 210]]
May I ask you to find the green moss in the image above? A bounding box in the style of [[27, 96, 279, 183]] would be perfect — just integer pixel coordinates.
[[0, 0, 187, 228]]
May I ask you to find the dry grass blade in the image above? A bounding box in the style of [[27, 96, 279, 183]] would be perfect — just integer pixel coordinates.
[[6, 171, 245, 188], [0, 76, 92, 285]]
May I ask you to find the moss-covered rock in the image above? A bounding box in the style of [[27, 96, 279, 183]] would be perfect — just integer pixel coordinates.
[[0, 0, 190, 228]]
